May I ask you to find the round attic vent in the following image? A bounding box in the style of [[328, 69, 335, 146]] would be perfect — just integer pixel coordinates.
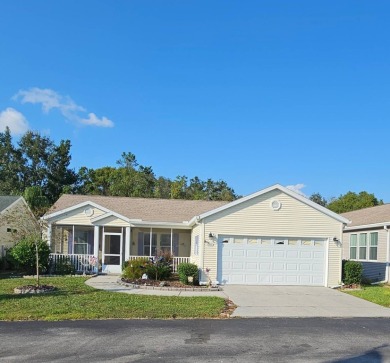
[[270, 200, 282, 211], [84, 207, 94, 217]]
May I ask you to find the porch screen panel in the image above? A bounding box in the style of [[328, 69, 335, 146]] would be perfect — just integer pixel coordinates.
[[138, 232, 144, 256], [173, 233, 179, 257], [67, 229, 73, 254]]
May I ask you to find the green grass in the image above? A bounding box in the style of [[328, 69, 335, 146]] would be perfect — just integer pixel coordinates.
[[0, 276, 226, 321], [344, 284, 390, 307]]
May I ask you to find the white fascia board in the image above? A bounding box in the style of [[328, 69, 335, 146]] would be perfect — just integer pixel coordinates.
[[42, 201, 113, 221], [194, 183, 351, 224], [344, 222, 390, 231], [130, 221, 191, 229], [91, 211, 132, 224]]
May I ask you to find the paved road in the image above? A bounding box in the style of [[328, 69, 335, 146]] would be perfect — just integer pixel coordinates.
[[1, 318, 390, 362]]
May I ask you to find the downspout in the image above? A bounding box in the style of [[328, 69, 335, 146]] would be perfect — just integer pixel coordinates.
[[385, 225, 390, 283]]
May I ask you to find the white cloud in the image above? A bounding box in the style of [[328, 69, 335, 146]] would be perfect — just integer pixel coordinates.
[[13, 87, 85, 117], [286, 183, 307, 196], [0, 107, 29, 135], [13, 87, 114, 128], [80, 113, 114, 128]]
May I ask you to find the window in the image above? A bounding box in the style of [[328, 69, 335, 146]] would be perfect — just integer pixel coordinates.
[[350, 234, 357, 259], [359, 233, 367, 260], [369, 232, 378, 260], [194, 235, 199, 256], [6, 228, 17, 233], [143, 233, 157, 256]]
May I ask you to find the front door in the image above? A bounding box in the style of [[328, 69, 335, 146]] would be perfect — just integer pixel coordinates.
[[102, 233, 122, 273]]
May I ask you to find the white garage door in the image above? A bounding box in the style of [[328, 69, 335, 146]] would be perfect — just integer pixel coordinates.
[[218, 236, 326, 286]]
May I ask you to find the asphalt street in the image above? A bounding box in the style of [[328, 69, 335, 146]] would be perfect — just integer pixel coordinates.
[[1, 318, 390, 362]]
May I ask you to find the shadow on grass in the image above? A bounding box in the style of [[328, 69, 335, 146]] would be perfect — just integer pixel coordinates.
[[0, 289, 69, 301]]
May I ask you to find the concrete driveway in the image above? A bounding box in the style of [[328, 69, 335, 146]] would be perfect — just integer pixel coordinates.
[[222, 285, 390, 318]]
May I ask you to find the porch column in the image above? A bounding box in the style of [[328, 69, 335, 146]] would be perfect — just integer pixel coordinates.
[[47, 222, 52, 247], [94, 226, 100, 273], [125, 226, 131, 261]]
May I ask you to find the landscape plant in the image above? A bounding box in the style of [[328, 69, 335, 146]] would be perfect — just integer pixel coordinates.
[[122, 257, 149, 279], [178, 262, 199, 285], [342, 260, 363, 286], [144, 251, 173, 281], [9, 235, 51, 278]]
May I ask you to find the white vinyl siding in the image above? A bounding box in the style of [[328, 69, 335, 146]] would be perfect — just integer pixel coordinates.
[[202, 189, 343, 287]]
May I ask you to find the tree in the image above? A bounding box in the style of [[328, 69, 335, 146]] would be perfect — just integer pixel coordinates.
[[327, 191, 383, 214], [0, 127, 24, 194], [309, 193, 328, 207], [23, 186, 50, 218]]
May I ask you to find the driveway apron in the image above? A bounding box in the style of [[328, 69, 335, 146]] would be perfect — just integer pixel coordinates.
[[222, 285, 390, 318]]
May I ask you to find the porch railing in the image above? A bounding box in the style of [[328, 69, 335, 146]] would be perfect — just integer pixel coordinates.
[[127, 256, 190, 273], [49, 253, 98, 274]]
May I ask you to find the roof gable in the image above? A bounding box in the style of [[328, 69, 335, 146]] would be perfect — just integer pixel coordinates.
[[194, 184, 350, 224], [0, 196, 23, 214]]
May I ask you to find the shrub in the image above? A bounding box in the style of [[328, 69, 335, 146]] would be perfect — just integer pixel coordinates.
[[50, 256, 75, 275], [122, 258, 149, 279], [343, 260, 363, 286], [178, 263, 199, 285], [9, 236, 51, 274], [145, 251, 173, 281]]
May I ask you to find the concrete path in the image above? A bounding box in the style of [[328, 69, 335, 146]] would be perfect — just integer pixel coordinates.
[[223, 285, 390, 318], [85, 275, 390, 318]]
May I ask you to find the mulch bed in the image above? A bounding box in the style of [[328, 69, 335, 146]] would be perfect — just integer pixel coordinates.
[[14, 285, 56, 295], [121, 277, 210, 288]]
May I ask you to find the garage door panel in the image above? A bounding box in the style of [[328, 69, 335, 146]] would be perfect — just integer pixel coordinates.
[[286, 250, 299, 258], [272, 262, 285, 271], [273, 250, 285, 258], [232, 250, 245, 257], [286, 263, 298, 271], [245, 262, 258, 270], [260, 263, 272, 271], [260, 250, 272, 257], [219, 236, 326, 286], [246, 250, 259, 258]]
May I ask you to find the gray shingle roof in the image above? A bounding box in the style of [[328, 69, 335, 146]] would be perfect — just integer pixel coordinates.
[[0, 196, 21, 213], [48, 194, 230, 223], [341, 204, 390, 227]]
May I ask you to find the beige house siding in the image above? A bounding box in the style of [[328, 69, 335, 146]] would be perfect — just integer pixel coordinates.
[[0, 199, 38, 249], [96, 216, 129, 227], [201, 190, 343, 286], [52, 206, 106, 225], [190, 224, 202, 266], [342, 228, 388, 262]]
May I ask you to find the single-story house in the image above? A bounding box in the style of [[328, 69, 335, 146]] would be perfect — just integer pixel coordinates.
[[43, 184, 350, 287], [0, 196, 38, 256], [342, 204, 390, 283]]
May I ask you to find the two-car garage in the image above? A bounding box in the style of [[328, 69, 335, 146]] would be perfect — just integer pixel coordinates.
[[199, 184, 349, 287], [218, 236, 326, 286]]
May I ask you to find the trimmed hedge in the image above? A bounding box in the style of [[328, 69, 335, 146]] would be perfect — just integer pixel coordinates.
[[342, 260, 363, 285]]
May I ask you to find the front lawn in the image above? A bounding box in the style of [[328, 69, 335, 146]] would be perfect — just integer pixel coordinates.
[[343, 284, 390, 307], [0, 276, 227, 321]]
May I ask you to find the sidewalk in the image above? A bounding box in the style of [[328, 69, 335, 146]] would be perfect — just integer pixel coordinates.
[[85, 274, 229, 298]]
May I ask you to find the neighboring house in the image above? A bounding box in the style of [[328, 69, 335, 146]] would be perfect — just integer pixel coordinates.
[[43, 184, 349, 287], [342, 204, 390, 283], [0, 196, 38, 256]]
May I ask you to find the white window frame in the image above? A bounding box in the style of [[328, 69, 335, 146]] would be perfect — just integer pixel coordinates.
[[369, 232, 378, 261]]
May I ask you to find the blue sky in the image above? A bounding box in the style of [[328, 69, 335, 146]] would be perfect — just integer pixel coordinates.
[[0, 1, 389, 201]]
